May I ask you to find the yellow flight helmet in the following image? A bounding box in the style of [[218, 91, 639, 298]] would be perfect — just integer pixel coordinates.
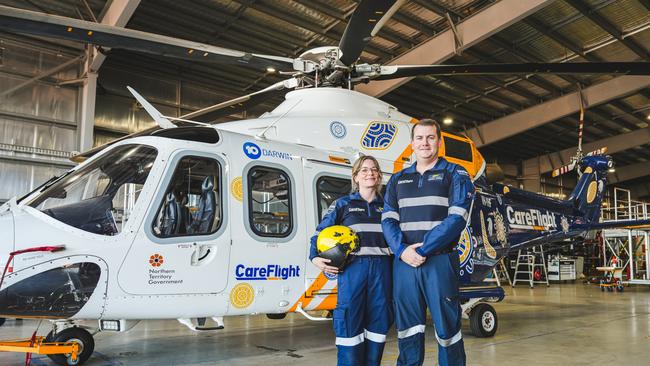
[[317, 225, 360, 269]]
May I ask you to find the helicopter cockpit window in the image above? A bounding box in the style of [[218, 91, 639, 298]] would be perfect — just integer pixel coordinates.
[[28, 145, 157, 236], [316, 176, 351, 221], [248, 166, 292, 237], [153, 156, 222, 238], [443, 137, 473, 162]]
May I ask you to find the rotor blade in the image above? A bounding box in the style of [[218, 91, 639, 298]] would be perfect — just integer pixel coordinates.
[[550, 147, 607, 177], [551, 161, 577, 178], [585, 147, 607, 156], [0, 5, 295, 71], [373, 62, 650, 80], [338, 0, 398, 66], [180, 78, 299, 121]]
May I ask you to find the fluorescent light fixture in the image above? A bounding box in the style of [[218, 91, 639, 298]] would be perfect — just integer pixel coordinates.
[[608, 168, 616, 173], [442, 117, 453, 125], [266, 67, 276, 73]]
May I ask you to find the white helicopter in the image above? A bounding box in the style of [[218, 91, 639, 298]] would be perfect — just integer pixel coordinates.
[[0, 2, 649, 365]]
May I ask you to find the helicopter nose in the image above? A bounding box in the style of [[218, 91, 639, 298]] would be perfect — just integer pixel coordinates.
[[0, 262, 102, 318]]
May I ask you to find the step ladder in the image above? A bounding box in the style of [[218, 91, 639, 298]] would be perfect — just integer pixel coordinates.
[[484, 258, 512, 286], [512, 246, 549, 288]]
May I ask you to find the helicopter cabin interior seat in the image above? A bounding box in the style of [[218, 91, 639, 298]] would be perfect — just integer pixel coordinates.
[[189, 176, 216, 234], [159, 191, 182, 236]]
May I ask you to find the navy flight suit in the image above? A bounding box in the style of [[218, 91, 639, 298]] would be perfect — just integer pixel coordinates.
[[382, 157, 474, 366], [309, 192, 393, 366]]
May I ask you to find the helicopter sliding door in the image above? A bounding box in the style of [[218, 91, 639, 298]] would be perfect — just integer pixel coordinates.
[[298, 159, 352, 311], [224, 136, 307, 316], [117, 151, 231, 295]]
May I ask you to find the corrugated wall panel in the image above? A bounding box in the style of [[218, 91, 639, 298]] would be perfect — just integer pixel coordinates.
[[0, 38, 80, 201]]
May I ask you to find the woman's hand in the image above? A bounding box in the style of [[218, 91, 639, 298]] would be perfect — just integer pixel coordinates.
[[312, 257, 339, 275]]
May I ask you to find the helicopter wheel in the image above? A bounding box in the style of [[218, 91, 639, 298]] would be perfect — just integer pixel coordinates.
[[469, 303, 498, 338], [266, 313, 287, 320], [45, 327, 95, 366]]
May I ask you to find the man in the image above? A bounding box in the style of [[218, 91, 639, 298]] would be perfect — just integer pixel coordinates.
[[382, 119, 474, 366]]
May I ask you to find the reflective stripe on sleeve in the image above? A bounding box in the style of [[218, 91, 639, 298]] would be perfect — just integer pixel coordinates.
[[400, 221, 442, 231], [354, 247, 392, 256], [436, 330, 463, 347], [448, 206, 468, 221], [397, 324, 426, 339], [382, 211, 400, 221], [335, 332, 365, 346], [349, 223, 383, 233], [364, 329, 387, 343], [398, 196, 448, 208]]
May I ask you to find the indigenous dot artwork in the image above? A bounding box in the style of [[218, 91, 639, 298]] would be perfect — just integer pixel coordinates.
[[230, 283, 255, 309], [231, 177, 243, 201]]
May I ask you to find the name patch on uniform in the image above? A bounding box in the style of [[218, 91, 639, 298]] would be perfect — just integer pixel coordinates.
[[428, 173, 443, 181], [398, 179, 413, 184], [457, 169, 469, 176], [348, 207, 366, 212]]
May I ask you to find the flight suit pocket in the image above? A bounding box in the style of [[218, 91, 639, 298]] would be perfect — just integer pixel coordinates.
[[333, 305, 348, 337], [443, 253, 460, 297]]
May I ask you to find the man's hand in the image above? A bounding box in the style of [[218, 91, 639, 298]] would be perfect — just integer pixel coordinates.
[[312, 257, 339, 275], [400, 243, 426, 267]]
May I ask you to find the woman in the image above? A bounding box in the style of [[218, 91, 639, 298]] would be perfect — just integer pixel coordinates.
[[309, 155, 393, 366]]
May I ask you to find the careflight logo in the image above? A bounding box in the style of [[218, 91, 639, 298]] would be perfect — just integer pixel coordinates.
[[235, 264, 301, 280], [243, 142, 262, 159], [506, 206, 557, 230]]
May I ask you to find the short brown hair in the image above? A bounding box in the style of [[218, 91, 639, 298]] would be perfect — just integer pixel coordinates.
[[351, 155, 383, 193], [410, 118, 441, 140]]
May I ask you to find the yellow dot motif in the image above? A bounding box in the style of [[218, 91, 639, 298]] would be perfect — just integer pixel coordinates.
[[231, 177, 243, 202], [586, 180, 597, 204], [230, 283, 254, 309]]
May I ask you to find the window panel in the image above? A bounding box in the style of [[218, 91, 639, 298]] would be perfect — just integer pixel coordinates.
[[248, 166, 292, 237], [153, 156, 222, 238], [28, 145, 157, 236], [316, 176, 350, 221]]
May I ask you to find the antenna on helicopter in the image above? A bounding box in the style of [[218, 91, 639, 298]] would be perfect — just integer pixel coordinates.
[[127, 86, 176, 129]]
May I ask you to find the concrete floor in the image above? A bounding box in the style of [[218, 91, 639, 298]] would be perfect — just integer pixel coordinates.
[[1, 283, 649, 365]]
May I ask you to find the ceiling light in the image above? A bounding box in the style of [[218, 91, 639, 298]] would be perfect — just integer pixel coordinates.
[[647, 115, 650, 120], [608, 168, 616, 173], [266, 67, 276, 73], [443, 117, 453, 125]]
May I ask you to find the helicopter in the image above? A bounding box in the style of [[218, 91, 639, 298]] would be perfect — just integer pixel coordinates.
[[1, 1, 650, 365]]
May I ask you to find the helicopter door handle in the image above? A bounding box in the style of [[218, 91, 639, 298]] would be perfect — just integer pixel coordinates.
[[191, 244, 215, 266]]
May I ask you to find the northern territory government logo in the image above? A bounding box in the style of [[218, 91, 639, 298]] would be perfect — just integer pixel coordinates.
[[235, 264, 301, 280]]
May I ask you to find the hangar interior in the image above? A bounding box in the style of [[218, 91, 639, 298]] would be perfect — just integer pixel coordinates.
[[0, 0, 649, 365]]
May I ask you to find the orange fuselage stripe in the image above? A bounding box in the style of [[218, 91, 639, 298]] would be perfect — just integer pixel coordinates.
[[289, 272, 330, 312], [312, 291, 338, 311]]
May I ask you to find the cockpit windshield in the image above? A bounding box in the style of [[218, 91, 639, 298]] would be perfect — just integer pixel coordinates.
[[28, 144, 158, 235]]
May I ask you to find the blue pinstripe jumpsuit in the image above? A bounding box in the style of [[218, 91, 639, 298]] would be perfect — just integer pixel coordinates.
[[382, 157, 474, 366], [309, 192, 393, 366]]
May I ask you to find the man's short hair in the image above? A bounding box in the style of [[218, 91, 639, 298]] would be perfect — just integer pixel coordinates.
[[410, 119, 441, 140]]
